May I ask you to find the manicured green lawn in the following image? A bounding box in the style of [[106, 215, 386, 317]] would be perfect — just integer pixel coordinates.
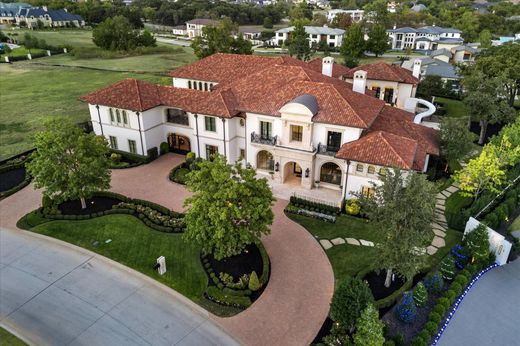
[[15, 29, 96, 48], [0, 63, 164, 160], [0, 327, 28, 346], [288, 213, 382, 243], [435, 97, 469, 118], [32, 215, 207, 302], [509, 216, 520, 232], [326, 244, 378, 285]]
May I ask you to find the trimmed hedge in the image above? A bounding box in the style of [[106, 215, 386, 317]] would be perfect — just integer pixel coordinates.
[[169, 163, 190, 185], [289, 196, 341, 216], [205, 286, 252, 308], [257, 240, 270, 287]]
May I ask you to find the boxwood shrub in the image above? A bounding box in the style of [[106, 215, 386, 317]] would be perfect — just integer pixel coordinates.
[[289, 196, 341, 216], [205, 286, 252, 308]]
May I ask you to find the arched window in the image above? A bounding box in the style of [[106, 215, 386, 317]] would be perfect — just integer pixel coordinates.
[[356, 164, 364, 173], [367, 165, 376, 174], [320, 162, 342, 185], [188, 81, 192, 89], [257, 150, 274, 171]]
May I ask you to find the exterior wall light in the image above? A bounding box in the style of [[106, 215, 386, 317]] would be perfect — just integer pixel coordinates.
[[275, 162, 279, 172], [305, 168, 310, 178]]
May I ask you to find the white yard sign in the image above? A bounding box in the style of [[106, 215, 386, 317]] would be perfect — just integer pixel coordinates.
[[464, 217, 512, 266]]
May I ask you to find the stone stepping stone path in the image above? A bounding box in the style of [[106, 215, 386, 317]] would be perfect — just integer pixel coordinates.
[[317, 184, 459, 256]]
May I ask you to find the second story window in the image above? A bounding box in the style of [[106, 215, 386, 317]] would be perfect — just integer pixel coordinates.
[[291, 125, 303, 142], [326, 131, 342, 151], [356, 163, 364, 173], [166, 108, 189, 126], [329, 35, 335, 39], [110, 108, 128, 127], [260, 121, 272, 139], [368, 165, 376, 174], [205, 116, 216, 132]]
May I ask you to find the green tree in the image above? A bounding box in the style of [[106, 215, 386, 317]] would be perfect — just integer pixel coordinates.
[[331, 12, 353, 29], [183, 154, 274, 260], [364, 0, 390, 26], [93, 15, 138, 51], [412, 282, 428, 307], [366, 24, 389, 57], [142, 6, 156, 22], [330, 276, 374, 332], [353, 304, 385, 346], [231, 33, 253, 55], [356, 169, 437, 287], [456, 11, 479, 42], [464, 224, 491, 264], [23, 33, 38, 53], [462, 70, 516, 144], [312, 13, 328, 26], [454, 142, 510, 198], [191, 18, 251, 59], [263, 17, 273, 29], [417, 75, 447, 101], [137, 29, 156, 47], [340, 23, 365, 67], [439, 255, 456, 281], [439, 117, 478, 172], [26, 119, 111, 209], [288, 1, 313, 23], [287, 20, 312, 61], [248, 271, 261, 291], [479, 29, 492, 49]]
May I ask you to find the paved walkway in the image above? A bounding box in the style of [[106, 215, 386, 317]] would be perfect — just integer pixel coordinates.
[[0, 154, 334, 346], [438, 259, 520, 346], [0, 228, 239, 346]]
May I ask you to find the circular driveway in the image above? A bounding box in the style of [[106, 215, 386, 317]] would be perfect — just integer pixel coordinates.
[[1, 153, 334, 346]]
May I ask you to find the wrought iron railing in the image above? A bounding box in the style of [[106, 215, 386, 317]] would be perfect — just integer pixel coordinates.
[[251, 132, 277, 146], [317, 143, 339, 156]]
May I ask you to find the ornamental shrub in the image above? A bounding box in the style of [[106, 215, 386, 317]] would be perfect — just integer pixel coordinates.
[[440, 255, 456, 281], [186, 152, 196, 164], [345, 198, 361, 216], [413, 282, 428, 307], [428, 311, 441, 325], [353, 304, 385, 346], [425, 321, 438, 335], [424, 272, 444, 294], [450, 282, 463, 296], [248, 271, 261, 291], [438, 297, 450, 309], [433, 304, 446, 316], [330, 276, 374, 331], [159, 142, 169, 155], [463, 224, 490, 264], [411, 336, 428, 346], [454, 274, 468, 287], [396, 291, 417, 323], [393, 333, 405, 346], [445, 289, 457, 304]]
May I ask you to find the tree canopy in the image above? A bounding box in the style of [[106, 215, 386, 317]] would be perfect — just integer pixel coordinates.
[[26, 119, 111, 208], [287, 20, 312, 61], [366, 24, 389, 57], [439, 117, 477, 172], [340, 23, 365, 67], [183, 154, 274, 260], [356, 169, 437, 287], [330, 276, 374, 332], [92, 15, 155, 51], [353, 304, 385, 346]]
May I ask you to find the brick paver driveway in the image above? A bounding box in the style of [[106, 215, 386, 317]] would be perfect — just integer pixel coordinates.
[[0, 153, 334, 346]]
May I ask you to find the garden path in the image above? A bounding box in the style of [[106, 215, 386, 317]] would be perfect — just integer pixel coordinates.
[[1, 153, 335, 346]]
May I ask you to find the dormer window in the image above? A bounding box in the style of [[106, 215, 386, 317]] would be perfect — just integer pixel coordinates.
[[356, 164, 364, 173], [367, 165, 376, 174]]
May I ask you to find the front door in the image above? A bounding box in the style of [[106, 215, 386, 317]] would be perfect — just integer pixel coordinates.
[[168, 134, 191, 154]]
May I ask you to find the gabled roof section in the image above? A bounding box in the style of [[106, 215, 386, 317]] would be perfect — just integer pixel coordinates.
[[306, 57, 351, 78], [336, 131, 418, 169], [344, 63, 419, 84]]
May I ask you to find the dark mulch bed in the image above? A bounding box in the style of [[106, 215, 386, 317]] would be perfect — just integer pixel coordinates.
[[207, 243, 263, 279], [58, 196, 123, 215], [0, 167, 26, 192], [383, 291, 443, 345], [364, 271, 406, 300], [312, 317, 334, 344], [470, 121, 503, 144]]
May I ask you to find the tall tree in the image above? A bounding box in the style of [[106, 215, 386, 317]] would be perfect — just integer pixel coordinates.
[[478, 29, 492, 49], [356, 169, 437, 287], [26, 119, 111, 209], [330, 276, 374, 332], [288, 1, 313, 23], [183, 154, 274, 260], [287, 20, 312, 61], [92, 15, 154, 51], [462, 70, 516, 144], [363, 0, 390, 27], [340, 23, 365, 67], [353, 304, 385, 346], [366, 24, 389, 57], [439, 117, 478, 172], [191, 18, 251, 59], [330, 12, 353, 29], [464, 224, 491, 264]]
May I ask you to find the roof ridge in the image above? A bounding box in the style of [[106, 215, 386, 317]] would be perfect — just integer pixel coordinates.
[[379, 131, 416, 169], [134, 79, 144, 112]]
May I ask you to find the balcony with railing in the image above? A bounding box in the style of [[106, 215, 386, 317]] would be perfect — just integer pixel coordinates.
[[317, 143, 340, 156], [251, 132, 278, 146]]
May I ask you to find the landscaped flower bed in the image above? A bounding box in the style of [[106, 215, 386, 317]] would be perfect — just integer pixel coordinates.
[[169, 152, 201, 185], [201, 242, 270, 309], [0, 156, 31, 200], [107, 150, 149, 169]]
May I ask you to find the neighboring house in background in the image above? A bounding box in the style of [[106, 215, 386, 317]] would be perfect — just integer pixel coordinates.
[[237, 27, 263, 45], [430, 48, 452, 63], [410, 3, 427, 12], [493, 34, 520, 45], [272, 25, 345, 48], [429, 44, 481, 64], [399, 57, 461, 92], [326, 9, 364, 23], [387, 26, 463, 51], [342, 62, 420, 108], [172, 25, 187, 36], [15, 6, 84, 28], [81, 54, 439, 203], [0, 2, 31, 24], [186, 18, 218, 38]]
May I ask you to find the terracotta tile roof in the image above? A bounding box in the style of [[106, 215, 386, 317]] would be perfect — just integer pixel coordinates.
[[80, 79, 238, 118], [344, 62, 419, 84], [306, 58, 351, 78], [336, 131, 418, 169]]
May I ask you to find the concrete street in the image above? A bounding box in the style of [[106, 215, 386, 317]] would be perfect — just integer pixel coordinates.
[[438, 259, 520, 346], [0, 228, 240, 346]]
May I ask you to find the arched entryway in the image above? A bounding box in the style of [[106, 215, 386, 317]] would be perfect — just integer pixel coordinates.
[[257, 150, 274, 171], [320, 162, 342, 185], [284, 161, 302, 186], [167, 133, 191, 154]]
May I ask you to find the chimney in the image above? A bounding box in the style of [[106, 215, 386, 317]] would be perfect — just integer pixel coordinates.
[[42, 5, 47, 11], [393, 24, 396, 30], [412, 59, 422, 79], [352, 70, 367, 94], [322, 56, 334, 77]]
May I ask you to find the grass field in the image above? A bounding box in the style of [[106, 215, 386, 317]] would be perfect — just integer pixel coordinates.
[[509, 215, 520, 232], [8, 29, 96, 48], [435, 97, 469, 118], [0, 327, 28, 346], [32, 214, 208, 302]]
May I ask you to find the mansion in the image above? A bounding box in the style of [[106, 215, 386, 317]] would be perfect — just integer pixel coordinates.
[[386, 26, 463, 51], [81, 54, 438, 202]]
